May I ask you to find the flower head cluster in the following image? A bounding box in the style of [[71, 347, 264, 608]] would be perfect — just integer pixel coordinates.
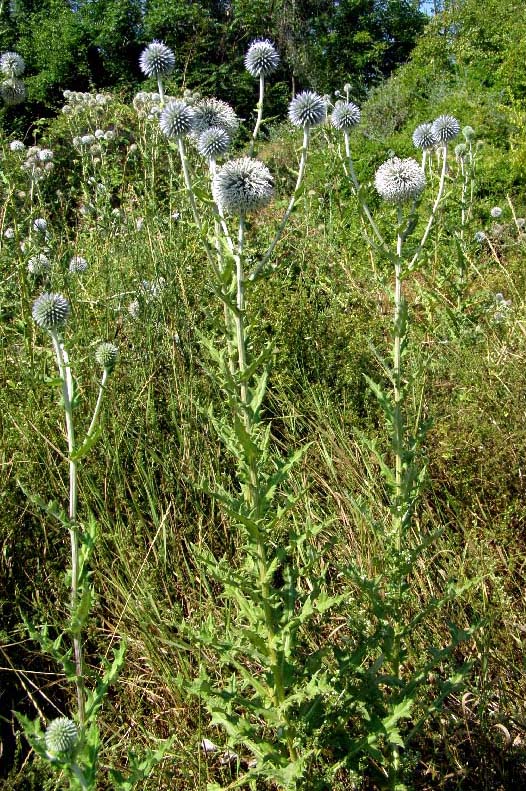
[[32, 293, 70, 331], [191, 97, 239, 136], [132, 91, 172, 119], [197, 126, 230, 159], [244, 39, 280, 78], [95, 342, 119, 372], [331, 100, 361, 131], [212, 157, 274, 214], [375, 156, 426, 204], [139, 41, 175, 79], [412, 122, 439, 151], [45, 718, 78, 757], [61, 90, 111, 119], [21, 146, 54, 182], [431, 114, 460, 144], [1, 78, 26, 106], [288, 91, 326, 128], [160, 100, 194, 138], [0, 51, 25, 78]]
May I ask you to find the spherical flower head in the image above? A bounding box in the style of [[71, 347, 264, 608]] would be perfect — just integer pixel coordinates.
[[374, 156, 426, 204], [1, 78, 26, 106], [244, 39, 279, 78], [32, 292, 70, 331], [10, 139, 25, 152], [95, 342, 119, 372], [0, 51, 25, 78], [69, 255, 88, 273], [474, 230, 486, 243], [462, 125, 476, 142], [192, 98, 239, 136], [104, 129, 115, 142], [4, 227, 14, 239], [33, 217, 48, 233], [38, 149, 54, 162], [212, 157, 274, 215], [27, 253, 50, 276], [45, 717, 78, 757], [455, 143, 468, 159], [159, 100, 194, 138], [197, 126, 230, 159], [331, 100, 361, 131], [288, 91, 326, 128], [412, 122, 439, 151], [431, 114, 460, 144], [490, 206, 502, 219], [139, 40, 175, 78]]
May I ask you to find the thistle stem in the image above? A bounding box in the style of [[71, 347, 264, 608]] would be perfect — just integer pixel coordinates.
[[249, 74, 265, 157], [343, 130, 388, 251], [157, 75, 165, 108], [85, 369, 108, 441], [409, 144, 448, 269]]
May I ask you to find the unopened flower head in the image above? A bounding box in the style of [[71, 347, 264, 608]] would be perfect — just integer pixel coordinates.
[[159, 100, 194, 138], [0, 51, 25, 78], [212, 157, 274, 214], [431, 114, 460, 144], [331, 100, 361, 131], [412, 122, 439, 151], [139, 40, 175, 78], [69, 255, 88, 273], [462, 125, 476, 142], [455, 143, 468, 159], [1, 78, 26, 106], [95, 342, 119, 372], [288, 91, 326, 128], [27, 253, 50, 276], [197, 126, 230, 159], [192, 98, 239, 136], [244, 39, 279, 78], [32, 292, 70, 330], [490, 206, 502, 219], [45, 718, 78, 756], [10, 139, 25, 152], [374, 156, 426, 204]]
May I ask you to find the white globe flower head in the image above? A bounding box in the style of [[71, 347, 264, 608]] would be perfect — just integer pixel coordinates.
[[139, 40, 175, 78], [331, 100, 361, 131], [191, 98, 239, 136], [69, 255, 88, 273], [0, 51, 25, 78], [288, 91, 326, 129], [431, 114, 461, 144], [159, 100, 194, 138], [244, 39, 280, 78], [45, 717, 78, 757], [375, 156, 426, 204], [474, 230, 486, 243], [33, 217, 48, 233], [27, 253, 51, 276], [1, 78, 26, 106], [94, 129, 105, 139], [212, 157, 274, 215], [4, 227, 14, 239], [38, 148, 54, 162], [197, 126, 231, 160], [32, 292, 70, 331], [490, 206, 503, 219], [412, 122, 439, 151], [10, 139, 25, 152]]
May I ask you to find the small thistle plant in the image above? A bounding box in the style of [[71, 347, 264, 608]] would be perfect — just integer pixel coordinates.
[[139, 40, 175, 106]]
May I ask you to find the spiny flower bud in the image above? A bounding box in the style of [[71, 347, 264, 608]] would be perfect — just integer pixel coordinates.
[[412, 122, 439, 151], [197, 126, 230, 159], [95, 342, 119, 371], [1, 78, 26, 106], [139, 40, 175, 79], [431, 114, 460, 144], [32, 292, 70, 330], [462, 125, 476, 142], [455, 143, 468, 159], [45, 717, 78, 756], [288, 91, 326, 129], [0, 51, 25, 78], [159, 100, 194, 138], [212, 157, 274, 214], [331, 100, 361, 131], [244, 39, 280, 78], [374, 156, 426, 204]]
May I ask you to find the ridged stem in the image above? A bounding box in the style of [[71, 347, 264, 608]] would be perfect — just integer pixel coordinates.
[[249, 74, 265, 157]]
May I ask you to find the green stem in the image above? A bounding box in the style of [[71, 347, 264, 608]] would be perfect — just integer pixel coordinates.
[[50, 332, 85, 728], [409, 144, 448, 269], [343, 130, 388, 252], [249, 74, 265, 157], [85, 369, 108, 441]]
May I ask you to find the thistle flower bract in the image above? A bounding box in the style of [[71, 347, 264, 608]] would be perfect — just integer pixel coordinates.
[[288, 91, 326, 128], [197, 126, 230, 159], [212, 157, 274, 214], [159, 100, 194, 138], [331, 100, 361, 131], [139, 40, 175, 79], [374, 157, 426, 204], [69, 255, 88, 273], [244, 39, 280, 78], [45, 717, 78, 756], [95, 342, 119, 371], [27, 253, 50, 276], [0, 51, 25, 78], [431, 114, 461, 144], [1, 78, 26, 106], [412, 122, 439, 151], [32, 293, 70, 330], [192, 98, 239, 136]]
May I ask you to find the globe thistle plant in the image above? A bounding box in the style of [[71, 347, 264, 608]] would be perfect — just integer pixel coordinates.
[[331, 100, 361, 131], [374, 157, 426, 205], [431, 114, 461, 144], [244, 39, 279, 78], [212, 157, 274, 215], [159, 100, 194, 139], [1, 77, 26, 106], [0, 51, 25, 78], [32, 292, 69, 330], [197, 126, 230, 161], [139, 40, 175, 105], [462, 125, 476, 142], [45, 718, 78, 757], [288, 91, 326, 129]]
